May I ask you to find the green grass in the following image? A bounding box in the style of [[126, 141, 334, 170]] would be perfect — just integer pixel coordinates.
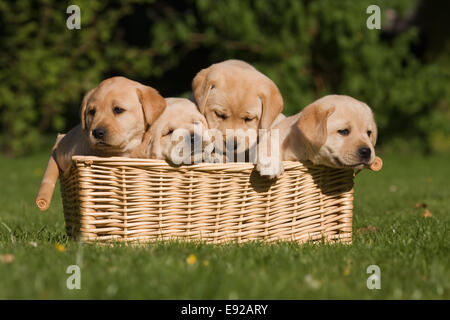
[[0, 148, 448, 299]]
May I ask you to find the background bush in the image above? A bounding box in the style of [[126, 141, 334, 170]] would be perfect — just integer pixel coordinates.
[[0, 0, 449, 156]]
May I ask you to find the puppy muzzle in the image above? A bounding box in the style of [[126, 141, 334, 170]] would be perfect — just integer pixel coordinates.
[[92, 127, 106, 141]]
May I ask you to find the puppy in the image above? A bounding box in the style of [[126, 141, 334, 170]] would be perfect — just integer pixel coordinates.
[[192, 59, 283, 162], [36, 76, 166, 210], [53, 76, 166, 172], [257, 95, 378, 178], [143, 98, 210, 164]]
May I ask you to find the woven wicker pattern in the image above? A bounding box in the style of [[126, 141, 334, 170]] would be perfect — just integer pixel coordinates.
[[60, 156, 355, 244]]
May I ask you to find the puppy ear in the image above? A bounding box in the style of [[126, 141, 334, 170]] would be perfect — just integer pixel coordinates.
[[370, 113, 378, 146], [192, 67, 213, 114], [136, 86, 166, 126], [80, 88, 95, 131], [260, 82, 283, 129], [296, 103, 335, 155]]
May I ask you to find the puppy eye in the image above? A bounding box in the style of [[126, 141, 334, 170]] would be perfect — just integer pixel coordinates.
[[214, 111, 227, 120], [88, 109, 96, 116], [338, 129, 350, 136], [367, 130, 372, 137], [113, 106, 125, 114], [164, 129, 174, 136], [244, 116, 255, 122]]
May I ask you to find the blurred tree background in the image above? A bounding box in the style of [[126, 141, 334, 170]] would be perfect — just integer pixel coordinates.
[[0, 0, 449, 156]]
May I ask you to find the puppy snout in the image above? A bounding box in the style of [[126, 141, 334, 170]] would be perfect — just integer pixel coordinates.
[[92, 128, 106, 140], [358, 147, 371, 162]]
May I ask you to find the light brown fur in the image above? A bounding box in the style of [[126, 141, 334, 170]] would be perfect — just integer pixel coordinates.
[[36, 77, 166, 210], [192, 59, 283, 160], [257, 95, 378, 178], [143, 98, 210, 164], [54, 76, 166, 173]]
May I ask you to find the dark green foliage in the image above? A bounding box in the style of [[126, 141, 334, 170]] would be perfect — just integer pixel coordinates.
[[0, 0, 449, 155]]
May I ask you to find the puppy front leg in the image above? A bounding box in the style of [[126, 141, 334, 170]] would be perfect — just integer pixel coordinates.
[[255, 129, 284, 179], [35, 133, 65, 210]]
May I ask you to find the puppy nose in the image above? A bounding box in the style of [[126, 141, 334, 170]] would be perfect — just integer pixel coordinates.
[[358, 147, 371, 161], [92, 128, 106, 140]]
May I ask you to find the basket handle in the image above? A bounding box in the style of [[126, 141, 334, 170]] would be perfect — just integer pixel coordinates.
[[368, 156, 383, 171]]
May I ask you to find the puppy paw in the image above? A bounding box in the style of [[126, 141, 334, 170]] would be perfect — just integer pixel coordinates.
[[255, 161, 284, 179]]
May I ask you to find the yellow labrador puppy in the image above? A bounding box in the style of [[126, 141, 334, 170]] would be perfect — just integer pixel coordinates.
[[36, 76, 166, 209], [142, 98, 210, 164], [192, 59, 283, 162], [53, 76, 166, 172], [257, 95, 378, 178]]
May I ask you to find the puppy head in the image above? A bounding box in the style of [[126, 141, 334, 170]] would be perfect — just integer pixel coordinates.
[[192, 60, 283, 153], [296, 95, 377, 168], [80, 76, 166, 154], [148, 98, 209, 164]]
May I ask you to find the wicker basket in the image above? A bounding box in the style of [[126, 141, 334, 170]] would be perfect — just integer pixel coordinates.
[[60, 156, 358, 244]]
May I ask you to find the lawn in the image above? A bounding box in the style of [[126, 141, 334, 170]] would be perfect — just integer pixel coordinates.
[[0, 144, 448, 299]]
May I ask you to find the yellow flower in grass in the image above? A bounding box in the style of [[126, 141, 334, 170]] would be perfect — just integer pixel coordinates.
[[343, 263, 352, 276], [55, 243, 65, 252], [186, 254, 197, 265], [203, 260, 210, 266]]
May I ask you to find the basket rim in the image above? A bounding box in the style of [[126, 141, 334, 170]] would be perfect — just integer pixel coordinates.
[[71, 155, 316, 171], [70, 155, 378, 173]]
